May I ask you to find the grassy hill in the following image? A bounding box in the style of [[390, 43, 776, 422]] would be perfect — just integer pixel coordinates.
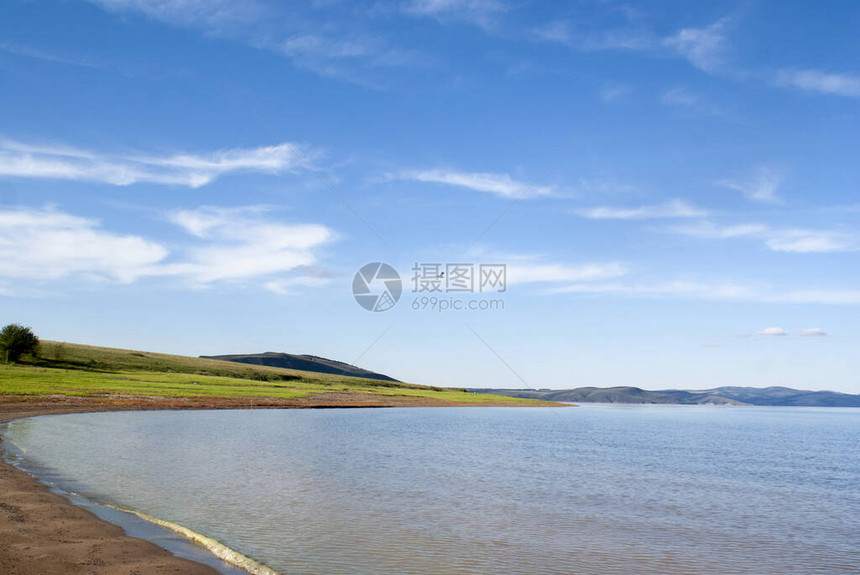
[[0, 341, 549, 408]]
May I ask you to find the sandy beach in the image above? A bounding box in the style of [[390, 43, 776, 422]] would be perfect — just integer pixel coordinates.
[[0, 398, 227, 575]]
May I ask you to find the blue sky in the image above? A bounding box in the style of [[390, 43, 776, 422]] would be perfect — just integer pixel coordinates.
[[1, 0, 858, 393]]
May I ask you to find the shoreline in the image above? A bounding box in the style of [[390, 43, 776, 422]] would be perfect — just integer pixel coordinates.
[[0, 392, 548, 574], [0, 398, 229, 575]]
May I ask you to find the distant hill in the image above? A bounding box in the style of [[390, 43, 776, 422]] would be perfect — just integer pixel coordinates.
[[201, 352, 400, 382], [468, 386, 860, 407]]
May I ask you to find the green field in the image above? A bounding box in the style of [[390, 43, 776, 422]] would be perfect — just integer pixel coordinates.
[[0, 341, 547, 406]]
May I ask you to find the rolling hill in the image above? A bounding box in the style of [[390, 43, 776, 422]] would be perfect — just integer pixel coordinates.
[[0, 341, 550, 408], [200, 352, 399, 382], [470, 386, 860, 407]]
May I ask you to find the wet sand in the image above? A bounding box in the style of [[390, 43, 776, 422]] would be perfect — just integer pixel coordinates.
[[0, 398, 223, 575], [0, 392, 531, 574]]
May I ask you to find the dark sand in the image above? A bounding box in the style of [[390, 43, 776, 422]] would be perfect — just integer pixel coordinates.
[[0, 398, 223, 575]]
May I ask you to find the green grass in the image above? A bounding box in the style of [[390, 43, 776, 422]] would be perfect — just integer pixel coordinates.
[[0, 341, 547, 406]]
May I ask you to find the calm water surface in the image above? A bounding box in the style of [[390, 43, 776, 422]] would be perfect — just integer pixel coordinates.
[[3, 405, 859, 574]]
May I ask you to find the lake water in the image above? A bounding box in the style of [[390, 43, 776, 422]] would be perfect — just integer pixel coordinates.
[[3, 405, 859, 574]]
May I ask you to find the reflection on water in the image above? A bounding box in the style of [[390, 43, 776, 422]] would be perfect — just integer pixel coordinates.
[[4, 405, 860, 574]]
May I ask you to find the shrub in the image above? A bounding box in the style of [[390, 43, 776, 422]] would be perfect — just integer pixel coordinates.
[[0, 324, 40, 363]]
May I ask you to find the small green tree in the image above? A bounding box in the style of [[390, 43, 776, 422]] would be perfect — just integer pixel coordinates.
[[0, 324, 40, 364]]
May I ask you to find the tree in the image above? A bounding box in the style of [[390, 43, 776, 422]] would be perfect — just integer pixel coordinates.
[[0, 324, 40, 364]]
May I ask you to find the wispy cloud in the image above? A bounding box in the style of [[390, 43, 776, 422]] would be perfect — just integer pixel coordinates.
[[88, 0, 417, 85], [717, 166, 783, 203], [758, 327, 788, 336], [797, 328, 829, 337], [757, 327, 831, 336], [662, 17, 729, 73], [547, 279, 756, 300], [277, 33, 417, 85], [0, 206, 335, 292], [671, 222, 767, 240], [546, 278, 860, 305], [767, 290, 860, 305], [532, 14, 733, 77], [573, 178, 638, 197], [533, 20, 654, 51], [263, 275, 332, 296], [660, 86, 725, 117], [532, 20, 571, 44], [765, 230, 858, 253], [0, 138, 311, 187], [600, 82, 632, 103], [462, 248, 628, 286], [396, 168, 552, 198], [575, 199, 706, 220], [0, 41, 105, 70], [671, 221, 859, 254], [89, 0, 267, 30], [506, 262, 628, 285], [660, 86, 698, 107], [532, 12, 856, 104], [402, 0, 507, 28], [775, 69, 860, 98]]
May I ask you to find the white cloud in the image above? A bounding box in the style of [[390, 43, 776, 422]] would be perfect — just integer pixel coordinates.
[[672, 221, 768, 239], [573, 177, 638, 196], [660, 86, 725, 117], [662, 17, 729, 73], [717, 166, 782, 203], [533, 20, 654, 51], [263, 276, 332, 295], [545, 279, 860, 305], [278, 33, 416, 83], [0, 207, 168, 282], [0, 138, 309, 188], [402, 0, 507, 28], [758, 327, 788, 336], [533, 20, 571, 44], [396, 169, 552, 198], [165, 206, 335, 283], [575, 199, 706, 220], [671, 221, 858, 254], [532, 15, 855, 102], [507, 262, 628, 285], [775, 69, 860, 98], [0, 206, 335, 292], [660, 86, 698, 107], [765, 230, 858, 254], [89, 0, 266, 29], [797, 328, 829, 337], [281, 34, 371, 60], [584, 29, 653, 51], [600, 83, 632, 103], [472, 246, 860, 305], [460, 248, 628, 287], [547, 279, 757, 301], [0, 41, 105, 70], [765, 290, 860, 305], [88, 1, 416, 84]]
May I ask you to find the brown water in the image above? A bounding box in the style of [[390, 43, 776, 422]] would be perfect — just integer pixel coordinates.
[[3, 405, 859, 574]]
